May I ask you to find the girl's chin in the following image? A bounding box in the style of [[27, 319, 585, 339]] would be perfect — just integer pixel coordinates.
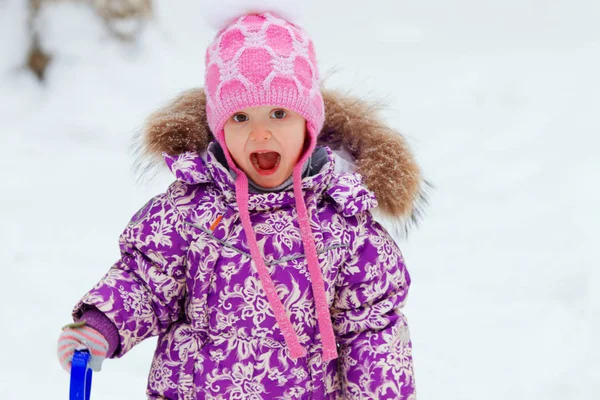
[[250, 173, 286, 188], [244, 161, 291, 188]]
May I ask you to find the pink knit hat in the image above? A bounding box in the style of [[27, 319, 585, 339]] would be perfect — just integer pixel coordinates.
[[203, 12, 337, 362]]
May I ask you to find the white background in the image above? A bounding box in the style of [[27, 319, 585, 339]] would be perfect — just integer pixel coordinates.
[[1, 0, 598, 398]]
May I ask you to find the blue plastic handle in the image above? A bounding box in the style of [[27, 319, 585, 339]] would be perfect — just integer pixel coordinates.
[[70, 350, 93, 400]]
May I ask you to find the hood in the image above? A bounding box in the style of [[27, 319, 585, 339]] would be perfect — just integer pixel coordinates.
[[135, 88, 428, 229]]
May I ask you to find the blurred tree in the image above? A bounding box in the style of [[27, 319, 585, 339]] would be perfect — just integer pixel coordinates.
[[93, 0, 153, 41], [26, 0, 153, 80], [27, 0, 51, 81]]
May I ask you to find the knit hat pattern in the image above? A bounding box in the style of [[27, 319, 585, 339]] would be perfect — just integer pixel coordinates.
[[204, 12, 325, 142]]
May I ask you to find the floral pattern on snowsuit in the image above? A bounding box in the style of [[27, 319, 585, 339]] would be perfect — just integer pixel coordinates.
[[73, 143, 416, 399]]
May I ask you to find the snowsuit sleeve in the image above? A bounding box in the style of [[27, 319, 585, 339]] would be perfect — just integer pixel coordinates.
[[72, 187, 189, 358], [332, 210, 416, 399]]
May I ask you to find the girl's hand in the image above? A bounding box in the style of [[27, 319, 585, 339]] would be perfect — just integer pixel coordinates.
[[57, 321, 109, 372]]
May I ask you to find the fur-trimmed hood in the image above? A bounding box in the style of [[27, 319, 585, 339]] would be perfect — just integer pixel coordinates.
[[136, 88, 427, 228]]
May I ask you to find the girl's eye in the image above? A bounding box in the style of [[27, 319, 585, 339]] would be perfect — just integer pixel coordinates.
[[271, 110, 287, 119], [233, 114, 248, 123]]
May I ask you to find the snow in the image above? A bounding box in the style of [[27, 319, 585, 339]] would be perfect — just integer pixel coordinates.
[[1, 0, 598, 398], [193, 0, 318, 31]]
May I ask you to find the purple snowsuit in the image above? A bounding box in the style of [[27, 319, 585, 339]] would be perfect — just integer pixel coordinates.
[[73, 96, 419, 400], [74, 144, 415, 399]]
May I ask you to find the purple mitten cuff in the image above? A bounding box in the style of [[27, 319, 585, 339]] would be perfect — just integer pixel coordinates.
[[78, 308, 120, 358]]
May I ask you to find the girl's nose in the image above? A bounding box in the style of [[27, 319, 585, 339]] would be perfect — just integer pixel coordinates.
[[249, 126, 272, 141]]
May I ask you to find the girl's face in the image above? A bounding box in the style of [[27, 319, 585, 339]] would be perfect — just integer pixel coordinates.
[[223, 106, 307, 188]]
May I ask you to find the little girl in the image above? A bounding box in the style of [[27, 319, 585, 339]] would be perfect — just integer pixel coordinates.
[[57, 8, 424, 400]]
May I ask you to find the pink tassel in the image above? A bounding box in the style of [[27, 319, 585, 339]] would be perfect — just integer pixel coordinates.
[[218, 128, 336, 362], [292, 164, 338, 362], [233, 166, 307, 360]]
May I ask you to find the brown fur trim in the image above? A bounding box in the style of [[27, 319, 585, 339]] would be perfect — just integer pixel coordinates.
[[137, 87, 427, 223], [142, 88, 212, 160], [320, 90, 426, 222]]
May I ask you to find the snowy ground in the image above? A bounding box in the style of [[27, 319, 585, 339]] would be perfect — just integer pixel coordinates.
[[1, 0, 598, 398]]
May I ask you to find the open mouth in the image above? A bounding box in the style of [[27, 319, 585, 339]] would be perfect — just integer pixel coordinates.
[[250, 151, 281, 176]]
